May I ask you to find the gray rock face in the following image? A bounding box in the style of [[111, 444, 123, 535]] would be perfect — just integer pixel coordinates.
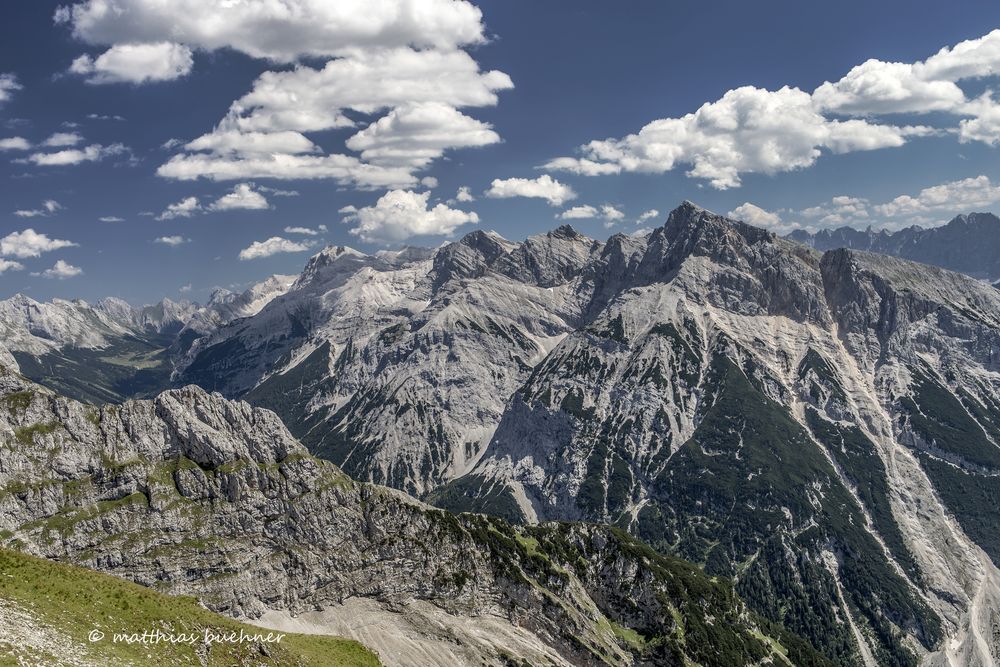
[[429, 230, 517, 288], [430, 205, 1000, 665], [180, 227, 606, 496], [0, 367, 799, 667]]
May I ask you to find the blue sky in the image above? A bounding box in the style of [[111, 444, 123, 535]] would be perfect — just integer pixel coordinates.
[[1, 0, 1000, 304]]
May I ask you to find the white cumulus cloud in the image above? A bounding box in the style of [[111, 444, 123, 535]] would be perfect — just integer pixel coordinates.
[[343, 189, 478, 243], [184, 130, 318, 156], [728, 203, 785, 230], [57, 0, 487, 62], [257, 186, 300, 197], [13, 200, 62, 218], [545, 86, 927, 190], [206, 49, 510, 136], [780, 176, 1000, 233], [0, 259, 24, 274], [208, 183, 270, 211], [815, 29, 1000, 117], [35, 259, 83, 279], [42, 132, 83, 147], [156, 196, 201, 220], [485, 175, 576, 206], [874, 175, 1000, 218], [959, 93, 1000, 146], [544, 30, 1000, 188], [69, 42, 193, 84], [0, 137, 31, 151], [155, 235, 188, 246], [0, 73, 20, 104], [284, 225, 327, 236], [156, 152, 416, 188], [345, 102, 500, 169], [0, 229, 77, 258], [557, 204, 623, 224], [26, 142, 128, 166], [157, 47, 512, 187], [542, 157, 622, 176], [800, 196, 871, 226], [812, 59, 966, 115], [105, 0, 513, 189], [557, 205, 598, 220], [238, 236, 315, 260], [600, 205, 624, 222]]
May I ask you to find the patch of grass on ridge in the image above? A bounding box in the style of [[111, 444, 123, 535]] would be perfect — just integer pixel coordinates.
[[0, 548, 381, 666]]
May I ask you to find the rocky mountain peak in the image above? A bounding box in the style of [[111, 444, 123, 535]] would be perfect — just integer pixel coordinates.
[[94, 296, 137, 321], [677, 198, 704, 215], [207, 287, 236, 305], [662, 200, 772, 245], [949, 211, 999, 228], [550, 223, 582, 239], [0, 362, 35, 393], [458, 229, 512, 253], [494, 226, 601, 287], [429, 230, 515, 289], [634, 202, 778, 285], [295, 245, 373, 289], [4, 293, 39, 309], [137, 298, 199, 333], [151, 384, 300, 468], [8, 199, 1000, 665], [600, 232, 646, 262]]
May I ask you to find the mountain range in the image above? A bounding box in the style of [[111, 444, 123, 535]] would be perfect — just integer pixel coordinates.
[[3, 202, 1000, 665], [787, 212, 1000, 281], [0, 275, 294, 404]]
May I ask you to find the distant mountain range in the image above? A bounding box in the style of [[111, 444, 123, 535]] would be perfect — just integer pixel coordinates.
[[787, 212, 1000, 281], [3, 203, 1000, 665], [0, 275, 294, 403]]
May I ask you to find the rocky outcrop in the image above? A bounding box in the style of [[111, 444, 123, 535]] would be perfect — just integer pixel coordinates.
[[0, 367, 805, 667]]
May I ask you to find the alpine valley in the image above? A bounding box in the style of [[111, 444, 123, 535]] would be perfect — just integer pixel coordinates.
[[3, 202, 1000, 666]]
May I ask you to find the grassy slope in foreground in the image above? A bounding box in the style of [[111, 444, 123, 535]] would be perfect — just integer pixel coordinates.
[[0, 548, 380, 667]]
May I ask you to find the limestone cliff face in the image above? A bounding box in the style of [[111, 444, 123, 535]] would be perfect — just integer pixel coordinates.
[[432, 205, 1000, 666], [0, 367, 800, 667]]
